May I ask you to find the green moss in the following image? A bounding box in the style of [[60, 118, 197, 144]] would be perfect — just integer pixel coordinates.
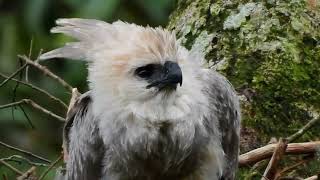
[[167, 0, 212, 49], [169, 0, 320, 177]]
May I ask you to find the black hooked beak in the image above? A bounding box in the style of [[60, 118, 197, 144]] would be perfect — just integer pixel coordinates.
[[146, 61, 183, 90]]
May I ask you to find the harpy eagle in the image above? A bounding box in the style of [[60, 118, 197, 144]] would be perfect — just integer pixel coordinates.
[[40, 18, 240, 180]]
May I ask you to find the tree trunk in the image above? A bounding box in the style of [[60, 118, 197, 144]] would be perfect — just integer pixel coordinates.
[[168, 0, 320, 178]]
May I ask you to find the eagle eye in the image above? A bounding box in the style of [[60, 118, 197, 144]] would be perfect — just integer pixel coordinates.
[[135, 64, 155, 79]]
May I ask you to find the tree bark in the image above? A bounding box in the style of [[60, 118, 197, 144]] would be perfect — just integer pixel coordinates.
[[239, 141, 320, 167], [168, 0, 320, 178]]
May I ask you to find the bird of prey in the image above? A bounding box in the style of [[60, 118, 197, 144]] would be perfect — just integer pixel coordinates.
[[40, 18, 240, 180]]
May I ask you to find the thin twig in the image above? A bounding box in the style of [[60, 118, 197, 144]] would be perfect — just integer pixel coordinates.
[[0, 64, 28, 88], [19, 105, 35, 129], [0, 141, 51, 163], [38, 154, 63, 180], [28, 38, 33, 60], [0, 72, 68, 109], [26, 48, 43, 83], [17, 166, 37, 180], [278, 155, 314, 177], [18, 55, 73, 92], [279, 177, 304, 180], [262, 138, 288, 180], [12, 59, 24, 103], [35, 49, 43, 63], [0, 159, 24, 175], [11, 59, 25, 124], [304, 175, 319, 180], [1, 155, 48, 167], [287, 116, 320, 142], [248, 159, 270, 179], [0, 99, 66, 122]]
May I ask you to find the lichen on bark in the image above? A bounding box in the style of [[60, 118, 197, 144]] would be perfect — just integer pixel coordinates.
[[168, 0, 320, 177]]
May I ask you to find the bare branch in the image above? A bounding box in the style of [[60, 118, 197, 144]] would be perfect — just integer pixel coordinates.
[[279, 177, 304, 180], [304, 175, 319, 180], [0, 159, 24, 176], [28, 38, 34, 60], [0, 99, 65, 122], [11, 59, 25, 124], [0, 72, 68, 109], [18, 55, 73, 92], [262, 138, 288, 180], [17, 166, 37, 180], [38, 154, 63, 180], [239, 141, 320, 167], [0, 141, 50, 163], [26, 48, 43, 82], [1, 155, 48, 167], [278, 155, 314, 177], [287, 116, 320, 143], [19, 105, 35, 129], [67, 88, 81, 114], [0, 64, 28, 88]]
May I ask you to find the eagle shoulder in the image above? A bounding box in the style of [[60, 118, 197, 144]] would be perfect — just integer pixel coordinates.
[[203, 70, 241, 180]]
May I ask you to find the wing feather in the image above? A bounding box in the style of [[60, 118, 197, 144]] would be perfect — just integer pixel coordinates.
[[62, 91, 104, 180], [205, 71, 241, 180]]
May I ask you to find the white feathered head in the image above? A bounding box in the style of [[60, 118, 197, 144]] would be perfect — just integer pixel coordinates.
[[40, 18, 205, 120]]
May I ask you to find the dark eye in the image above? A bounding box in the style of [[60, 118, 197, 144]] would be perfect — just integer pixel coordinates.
[[135, 64, 155, 78]]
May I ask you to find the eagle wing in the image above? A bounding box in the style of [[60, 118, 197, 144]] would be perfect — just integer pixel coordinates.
[[63, 91, 104, 180], [205, 70, 241, 180]]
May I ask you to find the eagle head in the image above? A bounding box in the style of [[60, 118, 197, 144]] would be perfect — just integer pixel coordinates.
[[40, 18, 206, 121]]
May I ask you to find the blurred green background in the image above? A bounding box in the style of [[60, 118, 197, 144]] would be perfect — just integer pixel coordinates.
[[0, 0, 175, 179]]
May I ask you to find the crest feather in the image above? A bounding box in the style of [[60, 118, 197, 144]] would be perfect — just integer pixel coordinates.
[[40, 18, 116, 61], [40, 18, 178, 62]]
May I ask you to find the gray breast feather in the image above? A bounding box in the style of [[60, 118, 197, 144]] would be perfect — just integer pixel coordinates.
[[204, 70, 241, 180], [61, 71, 240, 180]]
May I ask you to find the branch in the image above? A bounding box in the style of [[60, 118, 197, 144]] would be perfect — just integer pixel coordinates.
[[287, 116, 320, 142], [239, 141, 320, 167], [38, 154, 63, 180], [278, 155, 314, 177], [18, 55, 73, 92], [0, 159, 24, 176], [279, 177, 304, 180], [67, 88, 81, 114], [0, 72, 68, 109], [262, 138, 288, 180], [0, 64, 28, 88], [25, 45, 32, 83], [26, 47, 43, 83], [305, 175, 319, 180], [1, 155, 48, 167], [0, 99, 65, 122], [17, 166, 37, 180], [0, 141, 50, 163]]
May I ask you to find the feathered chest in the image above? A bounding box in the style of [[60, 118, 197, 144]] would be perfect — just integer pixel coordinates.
[[103, 119, 210, 179]]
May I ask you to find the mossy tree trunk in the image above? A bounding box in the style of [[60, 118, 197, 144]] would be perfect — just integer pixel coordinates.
[[168, 0, 320, 178]]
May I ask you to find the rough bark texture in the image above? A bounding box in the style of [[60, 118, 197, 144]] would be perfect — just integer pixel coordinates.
[[168, 0, 320, 178], [239, 141, 320, 167]]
